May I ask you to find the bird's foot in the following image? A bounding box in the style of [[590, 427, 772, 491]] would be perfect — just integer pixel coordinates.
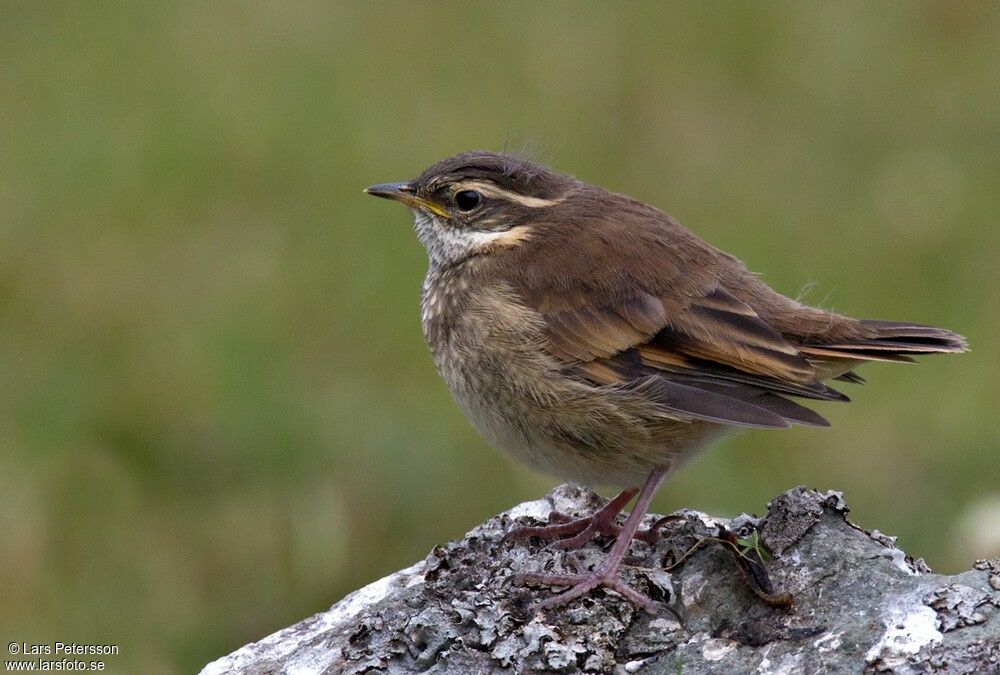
[[510, 467, 671, 614], [518, 557, 662, 614], [503, 512, 620, 549], [503, 512, 661, 549], [502, 487, 648, 550]]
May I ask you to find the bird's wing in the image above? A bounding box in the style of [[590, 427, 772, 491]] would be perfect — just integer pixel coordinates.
[[541, 285, 844, 427], [502, 208, 844, 428]]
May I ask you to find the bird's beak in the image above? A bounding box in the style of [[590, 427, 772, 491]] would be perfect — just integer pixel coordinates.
[[364, 181, 449, 218]]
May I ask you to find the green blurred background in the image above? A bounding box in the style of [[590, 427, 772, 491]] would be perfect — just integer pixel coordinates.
[[1, 2, 998, 672]]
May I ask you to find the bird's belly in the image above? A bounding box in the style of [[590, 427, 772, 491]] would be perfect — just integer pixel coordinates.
[[443, 353, 724, 487], [423, 283, 721, 487]]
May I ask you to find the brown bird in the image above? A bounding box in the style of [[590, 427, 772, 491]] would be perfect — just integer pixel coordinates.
[[365, 151, 967, 613]]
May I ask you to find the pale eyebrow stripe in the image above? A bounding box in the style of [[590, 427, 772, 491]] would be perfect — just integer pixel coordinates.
[[453, 180, 565, 208]]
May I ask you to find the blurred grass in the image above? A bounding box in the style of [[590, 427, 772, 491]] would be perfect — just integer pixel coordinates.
[[0, 1, 998, 672]]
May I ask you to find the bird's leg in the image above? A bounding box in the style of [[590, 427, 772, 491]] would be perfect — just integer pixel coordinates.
[[518, 466, 669, 614], [502, 487, 639, 549]]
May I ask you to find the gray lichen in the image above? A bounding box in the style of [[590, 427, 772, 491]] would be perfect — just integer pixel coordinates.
[[975, 558, 1000, 592], [201, 485, 1000, 675]]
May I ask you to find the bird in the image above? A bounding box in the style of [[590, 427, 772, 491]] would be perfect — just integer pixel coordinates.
[[364, 151, 967, 614]]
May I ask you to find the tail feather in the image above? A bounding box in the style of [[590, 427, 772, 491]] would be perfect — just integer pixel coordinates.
[[804, 321, 966, 357], [807, 341, 949, 353], [856, 320, 968, 353], [800, 345, 917, 364]]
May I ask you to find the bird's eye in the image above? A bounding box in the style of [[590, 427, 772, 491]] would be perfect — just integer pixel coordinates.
[[454, 190, 482, 211]]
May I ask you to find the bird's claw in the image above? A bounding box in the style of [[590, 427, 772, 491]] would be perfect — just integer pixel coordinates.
[[517, 567, 663, 614]]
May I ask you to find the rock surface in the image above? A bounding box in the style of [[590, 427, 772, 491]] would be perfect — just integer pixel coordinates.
[[201, 485, 1000, 674]]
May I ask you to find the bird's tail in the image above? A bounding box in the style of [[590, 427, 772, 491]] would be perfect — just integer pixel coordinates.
[[800, 320, 968, 366]]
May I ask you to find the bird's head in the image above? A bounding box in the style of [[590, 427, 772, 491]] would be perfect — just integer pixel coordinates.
[[365, 151, 577, 267]]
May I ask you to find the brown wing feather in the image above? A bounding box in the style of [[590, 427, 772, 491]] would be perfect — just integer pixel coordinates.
[[530, 284, 842, 426], [540, 285, 837, 394], [494, 186, 853, 427], [541, 287, 817, 380], [657, 288, 817, 383]]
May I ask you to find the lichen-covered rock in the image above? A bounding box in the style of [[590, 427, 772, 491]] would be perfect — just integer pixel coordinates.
[[201, 485, 1000, 674]]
